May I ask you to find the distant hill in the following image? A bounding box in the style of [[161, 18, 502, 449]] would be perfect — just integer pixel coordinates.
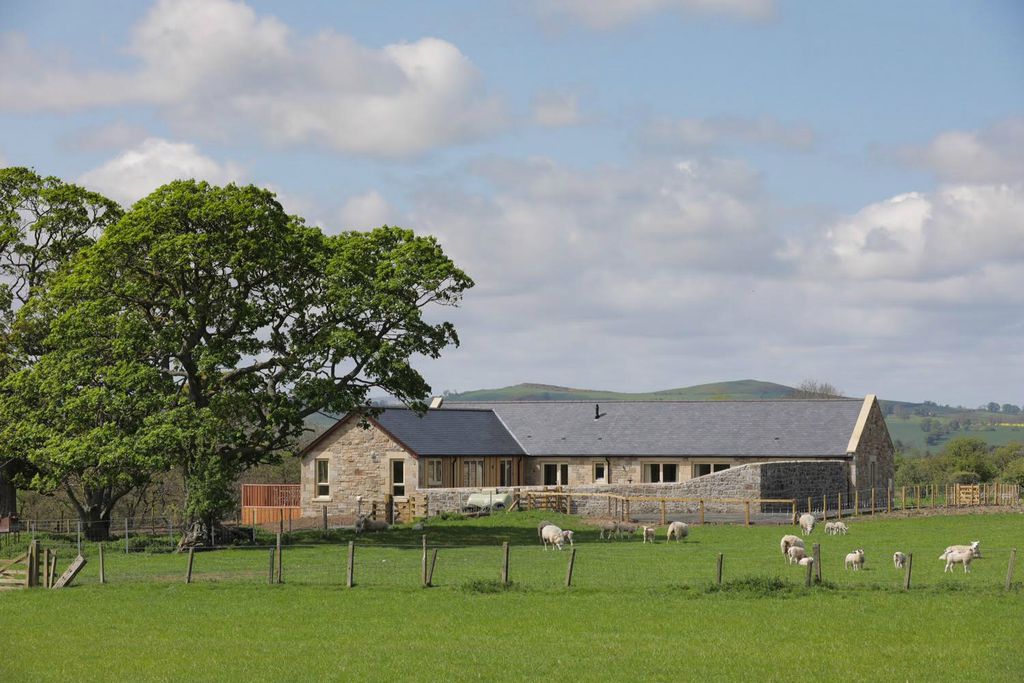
[[445, 380, 800, 402]]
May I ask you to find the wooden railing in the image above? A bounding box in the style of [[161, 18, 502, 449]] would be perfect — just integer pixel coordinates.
[[241, 484, 301, 525]]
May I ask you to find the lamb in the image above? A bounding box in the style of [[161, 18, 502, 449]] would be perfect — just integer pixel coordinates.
[[844, 549, 865, 571], [787, 545, 807, 564], [561, 529, 575, 546], [537, 520, 554, 541], [893, 551, 907, 569], [780, 534, 805, 558], [540, 524, 565, 550], [597, 519, 619, 540], [940, 548, 974, 573], [799, 513, 816, 536], [616, 521, 639, 540], [354, 515, 389, 534], [666, 521, 689, 542], [798, 557, 814, 567], [943, 541, 981, 558], [642, 526, 656, 544], [832, 521, 848, 535]]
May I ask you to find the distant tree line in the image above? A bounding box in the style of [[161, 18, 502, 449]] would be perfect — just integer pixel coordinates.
[[895, 437, 1024, 488]]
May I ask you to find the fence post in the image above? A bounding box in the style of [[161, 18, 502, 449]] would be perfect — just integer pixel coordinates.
[[871, 487, 876, 515], [916, 486, 921, 510], [501, 541, 510, 586], [322, 506, 328, 531], [813, 543, 821, 583], [421, 535, 428, 588], [77, 521, 82, 556], [744, 501, 750, 526], [98, 543, 105, 584], [43, 548, 50, 588], [886, 487, 891, 514], [716, 553, 723, 586], [807, 496, 812, 515], [699, 500, 705, 525], [565, 548, 576, 588], [854, 489, 859, 516], [346, 541, 355, 588], [805, 558, 813, 588], [790, 500, 796, 524], [660, 500, 666, 525], [185, 547, 195, 584], [837, 493, 842, 520], [1006, 548, 1017, 591], [276, 530, 283, 584], [125, 519, 130, 554], [427, 549, 438, 587], [904, 553, 913, 590], [268, 547, 275, 584], [901, 486, 906, 510]]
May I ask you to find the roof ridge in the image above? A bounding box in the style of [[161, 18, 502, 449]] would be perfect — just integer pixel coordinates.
[[452, 398, 864, 404]]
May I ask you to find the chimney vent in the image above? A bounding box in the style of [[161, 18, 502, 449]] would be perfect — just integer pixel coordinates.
[[594, 403, 600, 420]]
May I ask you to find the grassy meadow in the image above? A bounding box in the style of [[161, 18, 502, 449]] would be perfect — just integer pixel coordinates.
[[2, 510, 1022, 681]]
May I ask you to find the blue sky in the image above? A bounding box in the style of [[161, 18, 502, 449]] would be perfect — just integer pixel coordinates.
[[1, 0, 1022, 406]]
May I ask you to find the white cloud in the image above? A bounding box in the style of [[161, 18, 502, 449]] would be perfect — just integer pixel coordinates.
[[531, 90, 584, 127], [639, 116, 815, 152], [339, 191, 399, 229], [0, 0, 506, 156], [534, 0, 776, 29], [79, 137, 245, 205], [888, 118, 1024, 184]]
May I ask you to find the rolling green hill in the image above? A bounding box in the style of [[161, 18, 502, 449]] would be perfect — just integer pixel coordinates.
[[445, 379, 798, 402]]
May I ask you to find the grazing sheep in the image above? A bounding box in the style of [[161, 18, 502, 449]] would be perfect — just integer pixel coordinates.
[[844, 549, 865, 571], [787, 545, 808, 564], [940, 548, 974, 573], [943, 541, 981, 558], [799, 513, 816, 536], [537, 520, 554, 540], [561, 529, 575, 546], [541, 524, 565, 550], [832, 521, 848, 535], [354, 515, 390, 534], [642, 526, 656, 544], [823, 521, 835, 535], [780, 534, 805, 558], [616, 521, 639, 540], [597, 519, 619, 540], [893, 551, 907, 569], [798, 557, 814, 567], [666, 521, 689, 542]]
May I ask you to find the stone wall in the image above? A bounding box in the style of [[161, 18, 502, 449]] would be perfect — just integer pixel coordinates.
[[850, 397, 895, 493], [419, 459, 849, 518]]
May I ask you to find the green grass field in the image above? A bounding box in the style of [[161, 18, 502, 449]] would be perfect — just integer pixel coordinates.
[[2, 511, 1022, 681], [886, 415, 1024, 452]]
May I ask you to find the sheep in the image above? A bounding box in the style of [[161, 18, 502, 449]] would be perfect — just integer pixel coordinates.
[[799, 513, 816, 536], [832, 521, 848, 535], [597, 519, 619, 540], [616, 521, 639, 540], [537, 520, 554, 541], [787, 545, 807, 564], [666, 521, 689, 542], [561, 529, 575, 546], [780, 534, 805, 558], [354, 515, 389, 534], [893, 551, 907, 569], [540, 524, 565, 550], [943, 541, 981, 558], [844, 549, 865, 571], [642, 526, 656, 544], [940, 548, 974, 573], [798, 557, 814, 567]]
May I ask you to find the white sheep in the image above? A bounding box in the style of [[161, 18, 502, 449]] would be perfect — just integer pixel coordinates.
[[844, 549, 865, 571], [787, 545, 808, 564], [893, 551, 907, 569], [561, 529, 575, 546], [354, 515, 389, 534], [798, 557, 814, 567], [780, 534, 805, 558], [943, 541, 981, 558], [940, 548, 974, 573], [666, 521, 689, 542], [541, 524, 565, 550], [799, 513, 816, 536], [597, 519, 618, 540], [832, 521, 848, 535], [537, 520, 554, 540], [642, 526, 656, 544], [616, 521, 639, 540]]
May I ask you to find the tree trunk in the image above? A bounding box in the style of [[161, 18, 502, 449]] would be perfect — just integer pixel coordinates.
[[82, 504, 112, 542], [0, 466, 16, 517]]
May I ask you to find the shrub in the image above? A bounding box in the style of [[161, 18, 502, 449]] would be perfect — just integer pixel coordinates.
[[948, 470, 980, 485]]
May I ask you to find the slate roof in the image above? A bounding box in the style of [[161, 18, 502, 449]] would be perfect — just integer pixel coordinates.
[[369, 408, 525, 456], [453, 399, 867, 458]]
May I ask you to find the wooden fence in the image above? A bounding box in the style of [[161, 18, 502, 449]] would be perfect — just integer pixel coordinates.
[[241, 484, 302, 525]]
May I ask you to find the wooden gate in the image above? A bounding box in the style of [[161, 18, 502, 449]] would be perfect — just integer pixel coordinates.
[[0, 550, 30, 590], [954, 484, 980, 506]]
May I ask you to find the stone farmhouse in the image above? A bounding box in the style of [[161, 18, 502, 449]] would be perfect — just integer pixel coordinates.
[[295, 395, 894, 519]]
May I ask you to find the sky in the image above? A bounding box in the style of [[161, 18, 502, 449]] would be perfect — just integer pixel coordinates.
[[1, 0, 1022, 407]]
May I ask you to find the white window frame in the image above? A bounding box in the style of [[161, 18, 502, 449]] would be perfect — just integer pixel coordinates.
[[593, 461, 607, 484], [390, 458, 406, 498], [315, 459, 330, 499], [642, 462, 679, 483]]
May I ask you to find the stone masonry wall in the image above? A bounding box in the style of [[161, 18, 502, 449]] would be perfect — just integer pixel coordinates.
[[851, 398, 895, 494]]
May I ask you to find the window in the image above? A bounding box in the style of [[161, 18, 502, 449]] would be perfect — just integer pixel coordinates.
[[315, 460, 330, 498], [426, 459, 443, 487], [643, 463, 679, 483], [499, 459, 514, 487], [543, 463, 569, 486], [593, 462, 606, 483], [693, 463, 730, 478], [391, 459, 406, 497], [463, 459, 483, 487]]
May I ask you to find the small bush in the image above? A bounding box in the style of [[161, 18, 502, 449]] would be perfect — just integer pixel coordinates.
[[437, 511, 467, 522], [706, 576, 791, 596], [460, 579, 521, 594]]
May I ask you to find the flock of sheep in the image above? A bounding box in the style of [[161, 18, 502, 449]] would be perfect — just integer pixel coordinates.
[[539, 511, 983, 575], [783, 513, 981, 573]]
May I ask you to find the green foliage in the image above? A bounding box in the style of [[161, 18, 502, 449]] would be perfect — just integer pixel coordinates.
[[999, 459, 1024, 487]]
